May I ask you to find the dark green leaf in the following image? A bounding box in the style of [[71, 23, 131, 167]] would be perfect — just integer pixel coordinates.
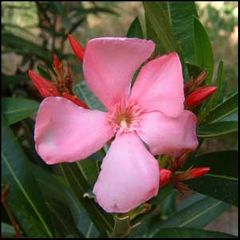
[[197, 121, 238, 138], [1, 73, 27, 89], [152, 227, 237, 238], [143, 2, 181, 55], [1, 116, 53, 237], [2, 33, 51, 62], [168, 2, 198, 62], [203, 92, 238, 123], [185, 151, 238, 178], [147, 196, 229, 237], [186, 175, 238, 206], [2, 97, 39, 125], [34, 165, 99, 238], [74, 82, 105, 111], [56, 163, 114, 236], [186, 63, 203, 78], [127, 17, 143, 38], [194, 17, 214, 84]]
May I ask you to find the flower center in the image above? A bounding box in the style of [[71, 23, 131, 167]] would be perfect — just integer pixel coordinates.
[[108, 100, 143, 133]]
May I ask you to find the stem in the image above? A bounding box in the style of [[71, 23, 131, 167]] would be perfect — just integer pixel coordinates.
[[1, 183, 22, 238]]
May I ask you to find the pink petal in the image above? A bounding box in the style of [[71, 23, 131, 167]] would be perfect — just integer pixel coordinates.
[[83, 38, 155, 110], [35, 97, 114, 164], [130, 52, 184, 117], [137, 110, 198, 157], [93, 133, 159, 213]]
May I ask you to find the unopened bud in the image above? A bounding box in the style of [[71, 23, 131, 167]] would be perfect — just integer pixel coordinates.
[[185, 86, 217, 107], [184, 71, 208, 95], [53, 54, 60, 69], [160, 168, 172, 188], [68, 34, 85, 62], [28, 70, 60, 97], [176, 167, 210, 181]]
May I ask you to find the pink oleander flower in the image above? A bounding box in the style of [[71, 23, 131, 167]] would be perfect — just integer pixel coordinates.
[[34, 38, 198, 213]]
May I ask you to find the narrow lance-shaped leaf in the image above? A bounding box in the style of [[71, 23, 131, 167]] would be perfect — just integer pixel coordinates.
[[197, 121, 238, 138], [56, 163, 114, 237], [2, 97, 39, 126], [152, 227, 237, 238], [127, 17, 143, 38], [33, 164, 99, 237], [194, 17, 214, 84], [184, 151, 238, 206], [203, 92, 238, 123], [168, 2, 198, 62], [1, 116, 54, 237], [143, 2, 181, 56], [146, 196, 229, 238], [199, 60, 224, 120]]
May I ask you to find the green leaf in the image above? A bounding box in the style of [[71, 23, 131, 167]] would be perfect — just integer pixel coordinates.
[[33, 164, 99, 237], [2, 97, 39, 125], [127, 17, 143, 38], [74, 82, 105, 111], [186, 63, 203, 78], [143, 2, 181, 55], [152, 227, 237, 238], [185, 151, 238, 178], [2, 32, 51, 62], [147, 196, 229, 238], [194, 17, 214, 84], [186, 175, 238, 207], [203, 92, 238, 123], [57, 163, 114, 236], [46, 201, 83, 238], [1, 116, 54, 237], [1, 73, 27, 89], [197, 121, 238, 138], [1, 222, 16, 237], [184, 151, 238, 206], [168, 2, 198, 62]]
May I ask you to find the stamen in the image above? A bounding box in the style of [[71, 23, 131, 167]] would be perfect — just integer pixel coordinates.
[[108, 100, 143, 133]]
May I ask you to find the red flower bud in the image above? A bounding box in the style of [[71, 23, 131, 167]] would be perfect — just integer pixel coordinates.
[[187, 167, 210, 179], [176, 167, 210, 181], [159, 168, 172, 188], [53, 54, 60, 69], [185, 86, 217, 107], [68, 34, 85, 62], [28, 70, 60, 97]]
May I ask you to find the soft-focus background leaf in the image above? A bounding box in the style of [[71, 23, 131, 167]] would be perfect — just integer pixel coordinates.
[[152, 227, 237, 238], [2, 97, 39, 125], [194, 17, 214, 84], [1, 116, 54, 237]]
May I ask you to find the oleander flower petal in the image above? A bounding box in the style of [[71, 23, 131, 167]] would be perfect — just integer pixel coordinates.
[[93, 133, 160, 213], [35, 97, 114, 164], [137, 110, 198, 157], [130, 52, 184, 117], [83, 37, 155, 110]]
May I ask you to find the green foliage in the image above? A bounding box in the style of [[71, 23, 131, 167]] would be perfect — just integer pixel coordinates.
[[152, 228, 237, 238], [2, 97, 39, 125], [1, 1, 238, 238], [126, 17, 143, 39], [194, 17, 214, 84], [1, 116, 54, 237]]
